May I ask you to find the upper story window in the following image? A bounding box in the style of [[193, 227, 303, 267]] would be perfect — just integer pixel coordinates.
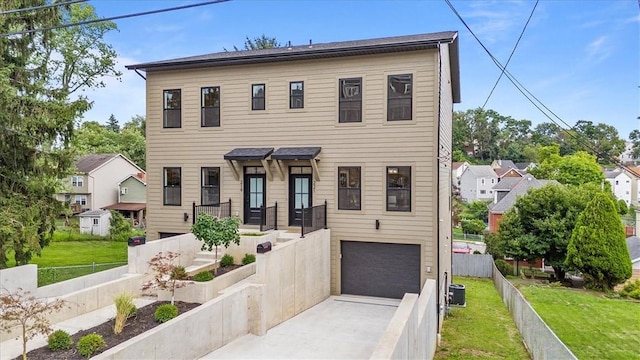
[[339, 78, 362, 123], [615, 180, 619, 185], [387, 74, 412, 121], [163, 89, 181, 128], [290, 81, 304, 109], [481, 178, 485, 185], [387, 166, 411, 212], [163, 167, 181, 206], [201, 87, 220, 127], [252, 84, 265, 110], [201, 167, 220, 205], [72, 176, 84, 187], [338, 167, 361, 210]]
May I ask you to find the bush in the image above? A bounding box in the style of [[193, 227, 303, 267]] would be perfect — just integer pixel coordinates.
[[170, 265, 187, 280], [109, 210, 133, 242], [193, 271, 214, 282], [242, 253, 256, 265], [473, 250, 482, 255], [48, 329, 73, 351], [76, 333, 105, 358], [220, 254, 234, 267], [461, 218, 486, 235], [619, 279, 640, 300], [154, 304, 178, 323], [113, 292, 136, 334], [495, 259, 514, 276]]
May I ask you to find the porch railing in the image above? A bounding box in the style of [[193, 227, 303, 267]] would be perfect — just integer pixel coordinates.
[[260, 202, 278, 232], [301, 200, 327, 237], [192, 199, 232, 224]]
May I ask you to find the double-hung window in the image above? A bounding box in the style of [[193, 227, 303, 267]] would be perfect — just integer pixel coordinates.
[[386, 166, 411, 212], [339, 78, 362, 123], [74, 195, 87, 206], [387, 74, 412, 121], [252, 84, 265, 110], [72, 176, 84, 187], [163, 167, 181, 206], [290, 81, 304, 109], [338, 167, 361, 210], [163, 89, 181, 128], [201, 167, 220, 205], [201, 87, 220, 127]]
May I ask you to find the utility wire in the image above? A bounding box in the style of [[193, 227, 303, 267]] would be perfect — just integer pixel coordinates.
[[0, 0, 231, 37], [0, 0, 87, 15], [482, 0, 539, 109], [445, 0, 632, 170]]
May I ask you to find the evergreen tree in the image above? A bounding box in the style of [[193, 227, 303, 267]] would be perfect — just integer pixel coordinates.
[[106, 114, 119, 133], [566, 193, 632, 290]]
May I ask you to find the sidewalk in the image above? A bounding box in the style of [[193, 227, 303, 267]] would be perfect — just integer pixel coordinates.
[[0, 297, 155, 360]]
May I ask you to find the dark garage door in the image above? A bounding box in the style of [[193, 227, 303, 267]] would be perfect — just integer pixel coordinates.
[[341, 241, 421, 299]]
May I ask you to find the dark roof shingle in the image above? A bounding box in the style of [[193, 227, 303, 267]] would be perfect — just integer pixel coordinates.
[[75, 154, 119, 173]]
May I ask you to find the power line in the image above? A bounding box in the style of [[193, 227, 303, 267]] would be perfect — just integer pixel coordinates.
[[444, 0, 631, 170], [482, 0, 539, 109], [0, 0, 87, 15], [1, 0, 231, 37]]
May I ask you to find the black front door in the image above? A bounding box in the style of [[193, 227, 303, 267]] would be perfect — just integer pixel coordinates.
[[244, 172, 266, 225], [289, 167, 312, 226]]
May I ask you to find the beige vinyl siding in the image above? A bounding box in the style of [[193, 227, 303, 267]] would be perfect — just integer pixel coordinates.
[[145, 50, 442, 293]]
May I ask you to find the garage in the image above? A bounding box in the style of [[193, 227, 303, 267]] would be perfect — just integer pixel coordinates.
[[340, 241, 421, 299]]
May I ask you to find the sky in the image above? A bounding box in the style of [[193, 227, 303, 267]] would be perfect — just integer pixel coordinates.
[[81, 0, 639, 139]]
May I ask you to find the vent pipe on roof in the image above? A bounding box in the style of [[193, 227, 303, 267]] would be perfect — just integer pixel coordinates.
[[309, 39, 312, 48], [287, 40, 292, 50]]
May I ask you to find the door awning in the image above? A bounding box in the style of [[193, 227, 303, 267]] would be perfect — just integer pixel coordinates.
[[223, 147, 274, 161], [271, 147, 321, 160]]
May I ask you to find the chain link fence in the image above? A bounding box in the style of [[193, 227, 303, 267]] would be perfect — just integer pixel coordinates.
[[452, 233, 484, 241], [38, 262, 127, 287]]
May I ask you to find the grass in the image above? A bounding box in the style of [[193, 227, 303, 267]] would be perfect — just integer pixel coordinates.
[[6, 241, 128, 268], [435, 277, 530, 360], [517, 284, 640, 360]]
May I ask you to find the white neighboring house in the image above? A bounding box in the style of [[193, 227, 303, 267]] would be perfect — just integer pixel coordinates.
[[451, 161, 469, 186], [604, 170, 632, 205], [620, 142, 639, 165], [78, 210, 111, 236], [458, 165, 498, 202]]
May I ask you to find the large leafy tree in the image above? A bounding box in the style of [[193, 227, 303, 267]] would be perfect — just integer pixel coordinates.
[[226, 34, 280, 51], [106, 114, 119, 133], [0, 1, 119, 268], [566, 193, 632, 290], [563, 121, 626, 163], [629, 129, 640, 160], [529, 148, 603, 186]]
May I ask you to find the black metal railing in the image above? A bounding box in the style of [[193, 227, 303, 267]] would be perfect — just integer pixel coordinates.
[[301, 200, 327, 237], [260, 202, 278, 232], [192, 199, 232, 224]]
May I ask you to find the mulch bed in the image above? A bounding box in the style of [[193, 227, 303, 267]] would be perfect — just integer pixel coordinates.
[[193, 264, 244, 278], [17, 301, 200, 360]]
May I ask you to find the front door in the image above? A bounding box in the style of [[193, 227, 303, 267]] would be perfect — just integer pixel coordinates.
[[289, 167, 312, 226], [244, 168, 266, 225]]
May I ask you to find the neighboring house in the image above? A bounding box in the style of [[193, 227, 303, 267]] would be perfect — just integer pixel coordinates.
[[627, 236, 640, 270], [126, 32, 460, 306], [488, 174, 557, 233], [78, 210, 111, 236], [604, 170, 632, 205], [515, 162, 536, 173], [102, 173, 147, 226], [620, 141, 639, 165], [451, 161, 469, 186], [494, 167, 523, 180], [459, 165, 498, 202], [490, 159, 517, 170], [57, 154, 146, 212]]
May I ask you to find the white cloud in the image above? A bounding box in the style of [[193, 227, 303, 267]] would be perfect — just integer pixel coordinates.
[[586, 35, 612, 64], [461, 1, 529, 44]]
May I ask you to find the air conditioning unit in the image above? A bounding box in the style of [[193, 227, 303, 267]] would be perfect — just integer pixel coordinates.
[[120, 187, 128, 195]]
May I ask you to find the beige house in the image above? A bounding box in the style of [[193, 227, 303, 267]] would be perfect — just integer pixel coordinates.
[[57, 154, 145, 213], [127, 32, 460, 309]]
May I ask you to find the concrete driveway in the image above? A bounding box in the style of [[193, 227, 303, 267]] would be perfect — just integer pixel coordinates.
[[200, 295, 399, 359]]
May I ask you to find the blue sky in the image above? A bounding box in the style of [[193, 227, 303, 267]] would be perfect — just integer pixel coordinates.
[[83, 0, 639, 139]]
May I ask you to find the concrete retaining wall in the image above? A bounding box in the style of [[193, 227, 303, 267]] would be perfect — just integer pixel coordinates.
[[127, 233, 202, 274], [492, 265, 577, 360], [453, 253, 493, 278], [370, 279, 438, 359], [225, 232, 278, 263], [158, 263, 256, 303], [0, 265, 37, 294], [37, 265, 129, 298]]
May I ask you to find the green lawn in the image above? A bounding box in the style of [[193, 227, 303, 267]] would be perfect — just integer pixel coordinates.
[[6, 241, 128, 268], [435, 277, 530, 360], [518, 284, 640, 360]]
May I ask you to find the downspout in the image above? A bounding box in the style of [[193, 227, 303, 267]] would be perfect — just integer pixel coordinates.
[[436, 41, 443, 331], [134, 69, 146, 80]]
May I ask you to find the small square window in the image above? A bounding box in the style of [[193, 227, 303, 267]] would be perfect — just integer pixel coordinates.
[[480, 190, 486, 194], [93, 218, 99, 225], [290, 81, 304, 109], [252, 84, 265, 110]]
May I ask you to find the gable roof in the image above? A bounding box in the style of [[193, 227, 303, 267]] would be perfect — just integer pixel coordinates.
[[118, 174, 147, 186], [492, 160, 517, 169], [452, 162, 467, 170], [489, 175, 558, 213], [626, 166, 640, 178], [515, 162, 533, 170], [126, 31, 461, 103], [462, 165, 497, 178], [492, 177, 523, 191], [495, 168, 523, 178], [75, 154, 144, 174], [627, 236, 640, 263], [604, 170, 629, 179]]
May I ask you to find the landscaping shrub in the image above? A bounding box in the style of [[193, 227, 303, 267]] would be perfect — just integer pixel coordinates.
[[618, 279, 640, 300], [495, 259, 513, 276], [473, 250, 482, 255], [193, 271, 214, 282], [113, 292, 136, 334], [154, 304, 178, 323], [242, 253, 256, 265], [220, 254, 234, 267], [77, 333, 105, 358], [109, 210, 133, 242], [48, 329, 73, 351], [170, 265, 188, 280], [461, 218, 486, 235]]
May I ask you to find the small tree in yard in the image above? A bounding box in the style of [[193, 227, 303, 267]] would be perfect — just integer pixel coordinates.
[[141, 252, 190, 305], [191, 214, 240, 274], [0, 287, 67, 360], [566, 193, 632, 291]]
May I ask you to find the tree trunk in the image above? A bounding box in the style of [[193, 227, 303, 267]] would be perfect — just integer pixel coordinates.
[[552, 266, 565, 282]]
